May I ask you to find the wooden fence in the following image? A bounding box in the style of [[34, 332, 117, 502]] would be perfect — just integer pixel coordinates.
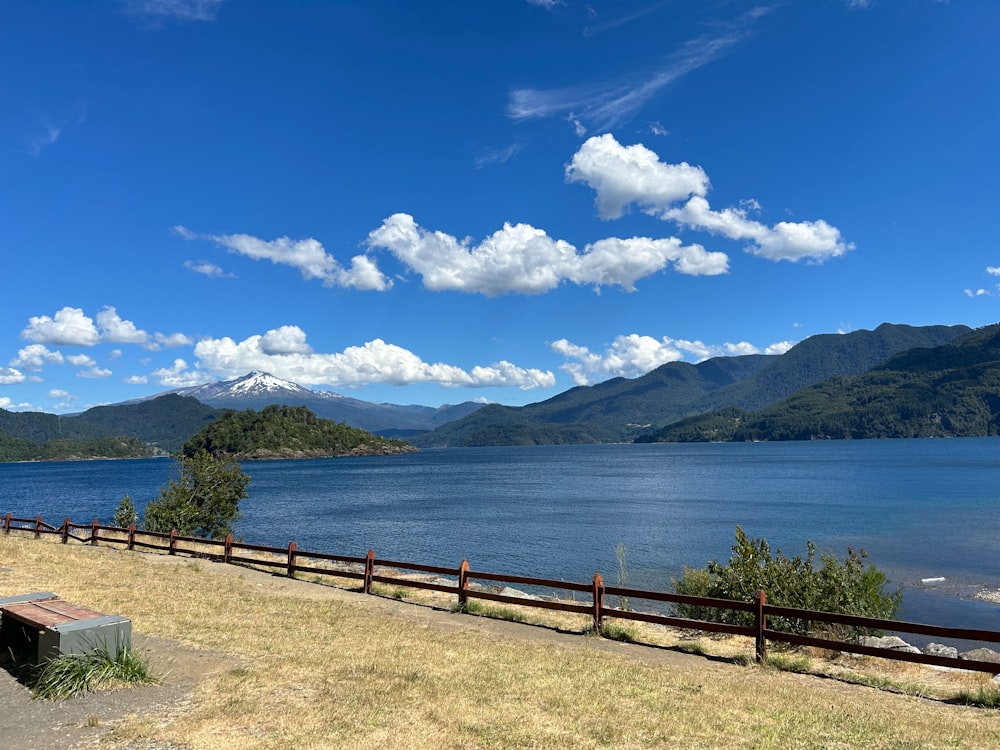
[[4, 512, 1000, 674]]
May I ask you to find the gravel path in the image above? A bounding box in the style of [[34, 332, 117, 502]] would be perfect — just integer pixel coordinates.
[[0, 633, 233, 750]]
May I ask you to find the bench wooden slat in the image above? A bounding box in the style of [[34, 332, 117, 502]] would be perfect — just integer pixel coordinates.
[[1, 599, 105, 629]]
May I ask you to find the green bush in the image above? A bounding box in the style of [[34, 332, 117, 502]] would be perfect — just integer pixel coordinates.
[[673, 526, 901, 639]]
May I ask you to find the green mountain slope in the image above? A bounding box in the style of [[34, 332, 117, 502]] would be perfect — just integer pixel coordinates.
[[646, 323, 1000, 442], [414, 323, 971, 447]]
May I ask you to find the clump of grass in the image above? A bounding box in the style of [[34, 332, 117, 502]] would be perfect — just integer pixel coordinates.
[[452, 599, 527, 623], [27, 643, 157, 700], [953, 685, 1000, 709], [765, 653, 812, 674], [371, 584, 409, 601], [581, 620, 638, 643], [676, 640, 707, 656], [600, 621, 638, 643]]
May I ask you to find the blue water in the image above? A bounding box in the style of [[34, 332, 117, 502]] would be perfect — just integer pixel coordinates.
[[2, 438, 999, 633]]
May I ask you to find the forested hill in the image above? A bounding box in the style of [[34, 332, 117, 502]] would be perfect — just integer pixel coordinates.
[[412, 323, 971, 447], [0, 394, 222, 460], [181, 405, 417, 460], [644, 323, 1000, 442]]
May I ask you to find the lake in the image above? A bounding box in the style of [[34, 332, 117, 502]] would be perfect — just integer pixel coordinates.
[[2, 438, 999, 633]]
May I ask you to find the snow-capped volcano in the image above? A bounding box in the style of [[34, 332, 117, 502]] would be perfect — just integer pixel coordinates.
[[159, 371, 482, 436], [173, 371, 343, 402]]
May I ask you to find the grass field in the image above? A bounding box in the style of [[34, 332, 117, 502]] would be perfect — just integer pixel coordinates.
[[1, 534, 999, 749]]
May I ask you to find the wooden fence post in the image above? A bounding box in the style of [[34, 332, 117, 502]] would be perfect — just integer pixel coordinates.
[[592, 573, 604, 632], [128, 524, 136, 551], [363, 549, 375, 594], [169, 529, 178, 555], [35, 515, 43, 540], [61, 517, 70, 544], [287, 541, 297, 578], [223, 534, 233, 564], [3, 512, 11, 534], [458, 560, 469, 609], [90, 519, 99, 546], [755, 589, 768, 663]]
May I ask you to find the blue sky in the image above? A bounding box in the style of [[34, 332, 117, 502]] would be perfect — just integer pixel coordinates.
[[2, 0, 998, 414]]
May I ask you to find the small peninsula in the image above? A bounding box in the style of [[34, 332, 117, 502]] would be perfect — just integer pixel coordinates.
[[181, 404, 417, 460]]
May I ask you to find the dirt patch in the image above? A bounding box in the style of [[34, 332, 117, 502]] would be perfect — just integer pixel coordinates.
[[0, 633, 235, 750]]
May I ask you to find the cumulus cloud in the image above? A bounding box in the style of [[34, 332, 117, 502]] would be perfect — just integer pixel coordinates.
[[0, 367, 25, 385], [67, 354, 96, 367], [192, 326, 556, 391], [77, 366, 113, 379], [11, 344, 65, 371], [124, 374, 149, 385], [20, 307, 100, 346], [553, 333, 793, 385], [367, 213, 726, 296], [566, 134, 710, 219], [183, 229, 391, 291], [569, 135, 853, 263], [154, 332, 194, 348], [152, 358, 210, 388], [97, 307, 149, 344]]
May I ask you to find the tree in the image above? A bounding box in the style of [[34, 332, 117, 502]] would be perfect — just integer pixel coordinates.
[[142, 451, 250, 539], [112, 494, 138, 528]]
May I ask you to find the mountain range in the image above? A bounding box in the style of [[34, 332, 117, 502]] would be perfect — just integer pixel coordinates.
[[162, 371, 483, 437], [410, 322, 973, 446], [1, 321, 995, 456]]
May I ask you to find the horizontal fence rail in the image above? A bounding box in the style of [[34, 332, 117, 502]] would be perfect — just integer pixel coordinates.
[[3, 512, 999, 674]]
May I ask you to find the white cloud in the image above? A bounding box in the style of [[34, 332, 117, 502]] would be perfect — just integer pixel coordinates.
[[553, 333, 793, 384], [11, 344, 65, 371], [764, 340, 796, 356], [152, 358, 210, 388], [193, 326, 556, 391], [67, 354, 96, 367], [570, 135, 853, 263], [260, 326, 312, 355], [124, 375, 149, 385], [28, 123, 62, 156], [154, 332, 194, 348], [0, 367, 25, 385], [553, 335, 684, 385], [191, 230, 392, 291], [367, 213, 726, 296], [77, 367, 113, 379], [48, 389, 74, 400], [123, 0, 223, 22], [184, 259, 233, 278], [97, 306, 150, 344], [509, 10, 764, 131], [475, 143, 523, 168], [986, 266, 1000, 276], [20, 307, 100, 346], [566, 134, 710, 220]]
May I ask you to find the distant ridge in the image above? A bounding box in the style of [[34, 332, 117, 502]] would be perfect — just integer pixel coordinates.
[[412, 323, 973, 447]]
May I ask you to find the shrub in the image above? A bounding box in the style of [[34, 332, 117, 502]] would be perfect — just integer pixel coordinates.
[[673, 526, 901, 639]]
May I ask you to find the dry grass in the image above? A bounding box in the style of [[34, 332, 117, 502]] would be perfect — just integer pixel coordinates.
[[2, 534, 999, 749]]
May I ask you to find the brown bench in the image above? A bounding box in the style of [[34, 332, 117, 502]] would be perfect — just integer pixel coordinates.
[[0, 592, 132, 664]]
